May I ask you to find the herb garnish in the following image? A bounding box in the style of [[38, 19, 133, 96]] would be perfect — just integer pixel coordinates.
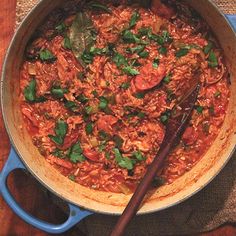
[[208, 51, 218, 68], [39, 49, 57, 62], [129, 11, 140, 28], [49, 120, 68, 145], [69, 142, 86, 163], [175, 48, 189, 58]]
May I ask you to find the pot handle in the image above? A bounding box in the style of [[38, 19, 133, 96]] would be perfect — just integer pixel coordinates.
[[225, 14, 236, 31], [0, 148, 93, 234]]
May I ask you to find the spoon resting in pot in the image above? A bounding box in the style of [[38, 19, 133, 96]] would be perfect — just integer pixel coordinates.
[[111, 83, 200, 236]]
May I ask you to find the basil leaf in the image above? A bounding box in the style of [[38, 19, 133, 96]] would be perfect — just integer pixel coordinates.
[[69, 12, 96, 67], [87, 2, 112, 13], [68, 174, 76, 181], [175, 48, 189, 58], [214, 91, 221, 98], [24, 79, 36, 102], [208, 51, 218, 68], [129, 11, 140, 28], [162, 30, 173, 43], [69, 142, 85, 163], [122, 66, 139, 76], [137, 112, 146, 119], [39, 49, 56, 62]]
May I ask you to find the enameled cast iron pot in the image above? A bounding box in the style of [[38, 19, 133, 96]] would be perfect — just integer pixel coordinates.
[[0, 0, 236, 234]]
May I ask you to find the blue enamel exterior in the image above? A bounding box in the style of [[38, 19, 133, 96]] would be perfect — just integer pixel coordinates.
[[0, 148, 92, 234], [0, 13, 235, 235], [225, 15, 236, 31]]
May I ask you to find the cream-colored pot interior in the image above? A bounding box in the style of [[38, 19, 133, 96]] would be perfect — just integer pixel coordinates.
[[1, 0, 236, 215]]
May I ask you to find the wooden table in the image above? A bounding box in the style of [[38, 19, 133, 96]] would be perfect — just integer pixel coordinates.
[[0, 1, 236, 235]]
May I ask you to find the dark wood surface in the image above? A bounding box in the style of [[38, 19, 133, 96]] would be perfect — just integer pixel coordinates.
[[0, 1, 236, 235]]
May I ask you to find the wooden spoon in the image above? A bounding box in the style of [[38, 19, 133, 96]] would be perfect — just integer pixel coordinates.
[[111, 83, 200, 236]]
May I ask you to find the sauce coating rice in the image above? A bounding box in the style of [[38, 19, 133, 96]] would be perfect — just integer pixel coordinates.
[[20, 0, 230, 193]]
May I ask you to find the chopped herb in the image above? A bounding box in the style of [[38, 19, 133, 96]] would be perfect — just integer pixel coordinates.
[[129, 11, 140, 28], [122, 30, 140, 44], [138, 27, 152, 36], [163, 74, 171, 84], [68, 174, 76, 181], [92, 90, 98, 97], [64, 101, 77, 111], [134, 92, 145, 99], [63, 36, 72, 50], [87, 2, 112, 13], [98, 130, 109, 140], [113, 135, 124, 149], [162, 30, 173, 44], [175, 48, 189, 58], [214, 91, 221, 98], [77, 72, 86, 81], [203, 41, 213, 55], [195, 105, 204, 114], [24, 79, 36, 102], [126, 45, 145, 54], [81, 50, 94, 64], [138, 50, 149, 58], [89, 46, 109, 55], [85, 106, 93, 115], [137, 112, 146, 119], [105, 151, 111, 160], [49, 120, 68, 145], [99, 96, 109, 109], [208, 51, 218, 68], [159, 46, 167, 55], [160, 114, 169, 124], [76, 94, 89, 104], [99, 141, 107, 152], [209, 105, 215, 114], [153, 58, 159, 68], [130, 59, 141, 67], [114, 148, 134, 170], [120, 82, 131, 90], [39, 49, 56, 62], [69, 142, 85, 163], [55, 23, 67, 33], [113, 53, 128, 67], [52, 149, 65, 158], [51, 87, 67, 98], [85, 122, 93, 135], [133, 150, 146, 161], [122, 66, 139, 76]]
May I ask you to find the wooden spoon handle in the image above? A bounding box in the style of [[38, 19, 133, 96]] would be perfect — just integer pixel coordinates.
[[110, 143, 172, 236]]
